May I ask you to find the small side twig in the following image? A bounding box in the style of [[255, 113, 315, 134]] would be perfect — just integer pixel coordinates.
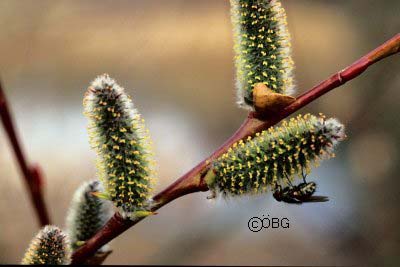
[[71, 33, 399, 264], [0, 80, 50, 226]]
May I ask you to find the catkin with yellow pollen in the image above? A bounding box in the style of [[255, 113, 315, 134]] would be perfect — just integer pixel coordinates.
[[21, 226, 71, 265], [84, 74, 156, 219], [230, 0, 295, 109], [207, 114, 345, 197]]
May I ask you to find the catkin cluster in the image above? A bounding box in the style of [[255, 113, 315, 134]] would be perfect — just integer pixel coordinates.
[[231, 0, 295, 109], [66, 180, 113, 251], [21, 226, 71, 265], [84, 74, 156, 219], [207, 114, 345, 197]]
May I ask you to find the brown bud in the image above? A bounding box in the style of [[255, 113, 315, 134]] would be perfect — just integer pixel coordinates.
[[253, 83, 295, 115]]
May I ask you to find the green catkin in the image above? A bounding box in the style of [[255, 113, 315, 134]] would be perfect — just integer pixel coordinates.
[[207, 114, 345, 197], [84, 74, 156, 219], [231, 0, 295, 109], [21, 226, 71, 265], [66, 180, 113, 251]]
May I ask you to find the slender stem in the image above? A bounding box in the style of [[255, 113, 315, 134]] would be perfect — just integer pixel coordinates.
[[0, 81, 50, 226], [71, 33, 400, 264]]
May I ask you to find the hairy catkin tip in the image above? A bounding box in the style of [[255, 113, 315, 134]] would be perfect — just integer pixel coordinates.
[[208, 114, 345, 197], [231, 0, 295, 109], [84, 74, 156, 219], [66, 180, 113, 251], [21, 226, 71, 265]]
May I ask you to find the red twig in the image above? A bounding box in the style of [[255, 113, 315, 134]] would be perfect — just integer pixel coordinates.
[[0, 81, 50, 226], [71, 33, 400, 264]]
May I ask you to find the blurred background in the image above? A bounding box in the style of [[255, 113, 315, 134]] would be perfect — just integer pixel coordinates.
[[0, 0, 399, 265]]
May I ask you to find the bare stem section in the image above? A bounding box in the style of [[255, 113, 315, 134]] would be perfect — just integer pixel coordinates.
[[69, 33, 399, 263], [0, 81, 50, 226]]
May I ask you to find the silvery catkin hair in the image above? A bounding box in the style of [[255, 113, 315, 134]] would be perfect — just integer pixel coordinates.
[[66, 180, 113, 251]]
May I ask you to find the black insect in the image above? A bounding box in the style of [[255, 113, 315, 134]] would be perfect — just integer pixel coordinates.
[[272, 171, 328, 204], [273, 183, 302, 204], [291, 181, 317, 201]]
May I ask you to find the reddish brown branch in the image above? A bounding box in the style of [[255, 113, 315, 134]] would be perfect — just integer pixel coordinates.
[[0, 80, 50, 226], [71, 33, 400, 264]]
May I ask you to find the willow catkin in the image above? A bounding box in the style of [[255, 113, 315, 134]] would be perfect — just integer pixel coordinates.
[[84, 74, 156, 219], [231, 0, 295, 109], [207, 114, 345, 197], [21, 226, 71, 265], [66, 180, 113, 251]]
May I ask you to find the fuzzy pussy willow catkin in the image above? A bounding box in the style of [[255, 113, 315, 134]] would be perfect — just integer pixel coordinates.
[[207, 114, 345, 197], [21, 226, 71, 265], [84, 74, 156, 219], [66, 180, 113, 251], [231, 0, 295, 109]]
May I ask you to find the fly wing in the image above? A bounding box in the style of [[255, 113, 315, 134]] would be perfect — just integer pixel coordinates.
[[301, 195, 329, 203]]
